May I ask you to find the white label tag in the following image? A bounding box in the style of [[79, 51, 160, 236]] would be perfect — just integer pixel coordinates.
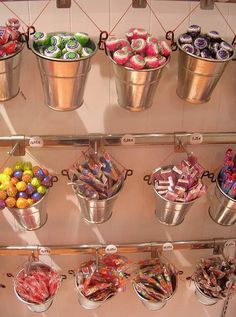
[[162, 242, 174, 251], [224, 240, 236, 260], [121, 135, 135, 146], [189, 133, 203, 145], [29, 136, 44, 147], [39, 247, 51, 255], [105, 244, 117, 254]]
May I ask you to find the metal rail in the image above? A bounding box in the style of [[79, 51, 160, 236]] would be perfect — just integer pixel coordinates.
[[0, 238, 233, 256]]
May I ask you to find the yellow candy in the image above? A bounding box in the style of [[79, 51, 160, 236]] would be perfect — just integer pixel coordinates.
[[3, 167, 13, 176], [27, 198, 34, 206], [16, 198, 28, 209], [23, 170, 34, 177], [16, 181, 27, 192]]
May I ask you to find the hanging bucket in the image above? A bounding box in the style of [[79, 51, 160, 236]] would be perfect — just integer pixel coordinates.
[[151, 166, 197, 226], [176, 40, 234, 104], [194, 281, 220, 306], [7, 190, 48, 230], [31, 33, 97, 111], [0, 45, 24, 101], [209, 172, 236, 226], [133, 274, 177, 310], [71, 174, 124, 224], [108, 53, 169, 112]]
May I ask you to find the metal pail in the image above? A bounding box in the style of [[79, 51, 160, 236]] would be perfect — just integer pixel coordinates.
[[72, 176, 124, 224], [31, 34, 97, 111], [133, 274, 177, 310], [209, 173, 236, 226], [108, 53, 169, 112], [152, 166, 196, 226], [7, 191, 48, 230], [0, 45, 24, 101], [194, 282, 220, 306], [176, 40, 234, 104]]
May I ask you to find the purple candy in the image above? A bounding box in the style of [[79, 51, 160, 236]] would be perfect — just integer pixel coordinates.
[[179, 33, 193, 44], [26, 183, 36, 196], [194, 47, 200, 56], [216, 48, 230, 60], [200, 49, 212, 59], [182, 43, 194, 54], [208, 30, 220, 41], [17, 192, 28, 199], [0, 200, 6, 210], [35, 168, 44, 180], [31, 192, 43, 203], [220, 41, 233, 52], [41, 176, 51, 187], [194, 37, 208, 50], [187, 24, 201, 36], [13, 170, 23, 179]]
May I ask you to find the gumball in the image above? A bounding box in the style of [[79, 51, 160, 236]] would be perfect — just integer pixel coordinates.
[[27, 198, 34, 206], [6, 185, 17, 197], [31, 192, 43, 203], [34, 168, 44, 180], [26, 183, 36, 196], [16, 197, 28, 209], [17, 191, 28, 199], [23, 170, 34, 177], [10, 177, 19, 185], [0, 190, 7, 200], [23, 161, 32, 171], [22, 174, 32, 184], [13, 170, 23, 179], [0, 181, 11, 191], [0, 200, 6, 210], [32, 166, 40, 176], [0, 173, 10, 184], [31, 177, 41, 188], [5, 197, 16, 208], [16, 181, 27, 192], [37, 185, 47, 195], [42, 168, 49, 176], [41, 176, 51, 187], [13, 161, 24, 171], [3, 167, 13, 176]]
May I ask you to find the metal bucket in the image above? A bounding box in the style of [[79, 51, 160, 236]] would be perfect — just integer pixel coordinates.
[[31, 33, 97, 111], [7, 191, 48, 230], [195, 282, 220, 306], [0, 45, 24, 101], [133, 274, 177, 310], [209, 173, 236, 226], [108, 53, 169, 112], [152, 166, 196, 226], [72, 176, 124, 224], [176, 40, 234, 104]]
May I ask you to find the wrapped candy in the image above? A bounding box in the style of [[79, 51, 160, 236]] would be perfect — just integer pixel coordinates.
[[218, 149, 236, 199], [0, 18, 22, 58]]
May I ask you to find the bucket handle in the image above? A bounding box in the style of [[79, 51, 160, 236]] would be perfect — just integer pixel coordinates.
[[21, 26, 36, 50], [68, 269, 76, 277], [166, 31, 178, 51], [98, 31, 109, 54], [201, 170, 216, 183], [143, 174, 152, 185], [232, 35, 236, 61], [124, 169, 133, 180], [49, 175, 59, 187], [61, 169, 71, 180]]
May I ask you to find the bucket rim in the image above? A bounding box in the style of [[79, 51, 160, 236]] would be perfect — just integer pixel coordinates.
[[194, 280, 221, 301], [31, 32, 98, 62], [215, 170, 236, 203], [7, 189, 49, 212], [177, 38, 234, 63], [107, 51, 170, 72], [0, 44, 24, 61], [151, 165, 200, 205]]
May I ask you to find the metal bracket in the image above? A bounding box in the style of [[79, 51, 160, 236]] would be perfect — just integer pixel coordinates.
[[132, 0, 147, 8], [213, 241, 224, 255], [174, 133, 188, 153], [200, 0, 214, 10], [57, 0, 71, 8], [8, 135, 25, 156]]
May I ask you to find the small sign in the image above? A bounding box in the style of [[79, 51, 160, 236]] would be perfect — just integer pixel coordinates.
[[105, 244, 117, 254], [162, 242, 174, 251], [121, 135, 135, 146], [39, 247, 51, 255], [29, 136, 44, 147], [224, 240, 236, 260], [189, 133, 203, 145]]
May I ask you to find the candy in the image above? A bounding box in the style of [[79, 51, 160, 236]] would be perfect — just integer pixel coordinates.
[[74, 32, 89, 46], [208, 30, 220, 41], [23, 170, 34, 177], [106, 37, 120, 51], [6, 18, 20, 30], [22, 174, 32, 184], [146, 36, 158, 45], [7, 185, 17, 197], [220, 41, 234, 52], [182, 43, 194, 54], [44, 45, 61, 58], [37, 185, 47, 195], [65, 39, 81, 53], [113, 49, 129, 65], [31, 192, 43, 203], [58, 32, 73, 44], [187, 24, 201, 36], [34, 168, 44, 180], [159, 40, 172, 57], [33, 32, 50, 46], [16, 181, 27, 192], [0, 200, 6, 210], [26, 184, 36, 196], [131, 38, 146, 54], [0, 173, 10, 183], [157, 56, 167, 66], [41, 176, 51, 187], [17, 192, 28, 199], [50, 35, 64, 49], [81, 47, 93, 57], [16, 197, 28, 209], [0, 190, 7, 200], [146, 42, 159, 56], [145, 56, 159, 68], [194, 37, 208, 50], [31, 178, 41, 188], [3, 167, 13, 176], [200, 49, 212, 59], [179, 33, 193, 44], [216, 48, 230, 60], [129, 55, 145, 70], [0, 27, 10, 45], [5, 197, 16, 208]]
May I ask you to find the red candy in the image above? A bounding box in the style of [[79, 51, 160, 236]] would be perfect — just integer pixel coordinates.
[[0, 18, 22, 58]]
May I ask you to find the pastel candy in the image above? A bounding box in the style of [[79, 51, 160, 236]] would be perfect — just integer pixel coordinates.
[[216, 48, 230, 60], [44, 45, 61, 58], [182, 44, 194, 54], [65, 40, 81, 53], [81, 47, 93, 57], [159, 40, 171, 57], [194, 37, 208, 50], [179, 33, 193, 44]]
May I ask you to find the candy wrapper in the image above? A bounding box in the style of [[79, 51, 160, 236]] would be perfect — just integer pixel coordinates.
[[0, 18, 23, 58], [218, 149, 236, 199], [76, 254, 131, 302], [133, 258, 177, 302], [192, 256, 236, 299], [70, 149, 125, 200], [15, 260, 61, 304], [152, 154, 207, 203]]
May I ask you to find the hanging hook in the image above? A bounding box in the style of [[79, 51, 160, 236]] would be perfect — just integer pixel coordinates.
[[7, 135, 25, 156], [98, 31, 108, 53], [21, 26, 36, 50], [166, 31, 177, 51]]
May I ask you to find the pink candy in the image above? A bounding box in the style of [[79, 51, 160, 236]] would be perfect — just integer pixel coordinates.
[[113, 49, 129, 65], [129, 55, 145, 70], [145, 56, 159, 68], [131, 38, 146, 54], [106, 37, 121, 51], [159, 40, 172, 57], [146, 42, 159, 56]]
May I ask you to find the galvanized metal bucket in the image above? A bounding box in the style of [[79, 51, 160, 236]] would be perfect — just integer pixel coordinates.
[[31, 33, 97, 111], [7, 191, 48, 230], [194, 282, 220, 306], [108, 53, 169, 112], [176, 40, 234, 104], [133, 274, 177, 310], [151, 166, 196, 226], [0, 45, 24, 101], [209, 173, 236, 226]]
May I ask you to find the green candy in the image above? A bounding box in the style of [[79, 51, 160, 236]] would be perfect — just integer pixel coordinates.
[[31, 177, 41, 188], [50, 36, 64, 50], [0, 173, 10, 184], [33, 32, 50, 46], [44, 46, 61, 58], [65, 39, 81, 53], [37, 185, 47, 194], [58, 32, 73, 44], [82, 47, 93, 57], [74, 32, 89, 46], [63, 51, 80, 60]]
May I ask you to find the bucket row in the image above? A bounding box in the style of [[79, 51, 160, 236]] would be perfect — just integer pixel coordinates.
[[1, 149, 236, 230], [7, 254, 236, 313], [1, 22, 235, 110]]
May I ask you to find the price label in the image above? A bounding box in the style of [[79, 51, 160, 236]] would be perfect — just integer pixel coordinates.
[[39, 247, 51, 255], [162, 242, 174, 252], [121, 135, 135, 146], [105, 244, 117, 254], [224, 240, 236, 260], [29, 136, 44, 147], [189, 133, 203, 145]]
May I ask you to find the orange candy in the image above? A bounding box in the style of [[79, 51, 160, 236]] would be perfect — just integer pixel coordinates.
[[16, 181, 27, 192], [5, 197, 16, 208], [6, 185, 17, 197], [16, 198, 28, 209], [0, 190, 7, 200]]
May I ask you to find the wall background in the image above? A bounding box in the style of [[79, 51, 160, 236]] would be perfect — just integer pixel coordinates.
[[0, 1, 236, 316]]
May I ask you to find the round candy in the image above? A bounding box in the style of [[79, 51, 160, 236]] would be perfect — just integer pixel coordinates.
[[22, 173, 32, 184], [125, 30, 135, 41], [3, 167, 13, 176], [0, 173, 10, 184], [134, 28, 148, 40], [7, 185, 17, 197], [44, 45, 61, 58], [5, 197, 16, 208], [13, 161, 24, 171], [50, 35, 64, 49], [58, 32, 73, 44], [13, 170, 23, 179], [16, 197, 28, 209], [33, 32, 50, 46], [0, 190, 7, 200], [23, 162, 33, 171], [220, 41, 233, 53], [32, 166, 41, 175], [179, 33, 193, 44], [131, 38, 146, 54], [129, 55, 145, 70], [0, 181, 11, 191], [146, 42, 159, 57], [16, 181, 27, 192], [34, 168, 44, 180], [65, 39, 82, 53], [157, 56, 167, 66], [194, 47, 200, 56], [118, 39, 130, 48], [159, 40, 171, 57], [187, 25, 201, 36], [113, 49, 129, 65], [81, 47, 93, 57], [144, 56, 159, 68], [41, 176, 51, 187], [31, 178, 41, 188], [0, 200, 6, 210], [74, 32, 89, 46], [37, 185, 47, 195], [26, 183, 36, 196], [200, 49, 212, 59], [31, 192, 43, 203], [194, 37, 208, 50], [63, 51, 80, 60], [23, 170, 34, 177], [208, 30, 220, 41], [17, 192, 28, 199], [105, 37, 120, 51], [6, 18, 20, 30], [27, 198, 34, 206], [146, 36, 158, 45], [216, 48, 230, 60], [182, 44, 195, 54]]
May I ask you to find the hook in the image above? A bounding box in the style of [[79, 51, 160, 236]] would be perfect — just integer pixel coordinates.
[[98, 30, 108, 53], [22, 26, 36, 50], [124, 169, 133, 180], [49, 175, 59, 187], [68, 269, 75, 276], [166, 31, 178, 51], [143, 174, 152, 185]]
